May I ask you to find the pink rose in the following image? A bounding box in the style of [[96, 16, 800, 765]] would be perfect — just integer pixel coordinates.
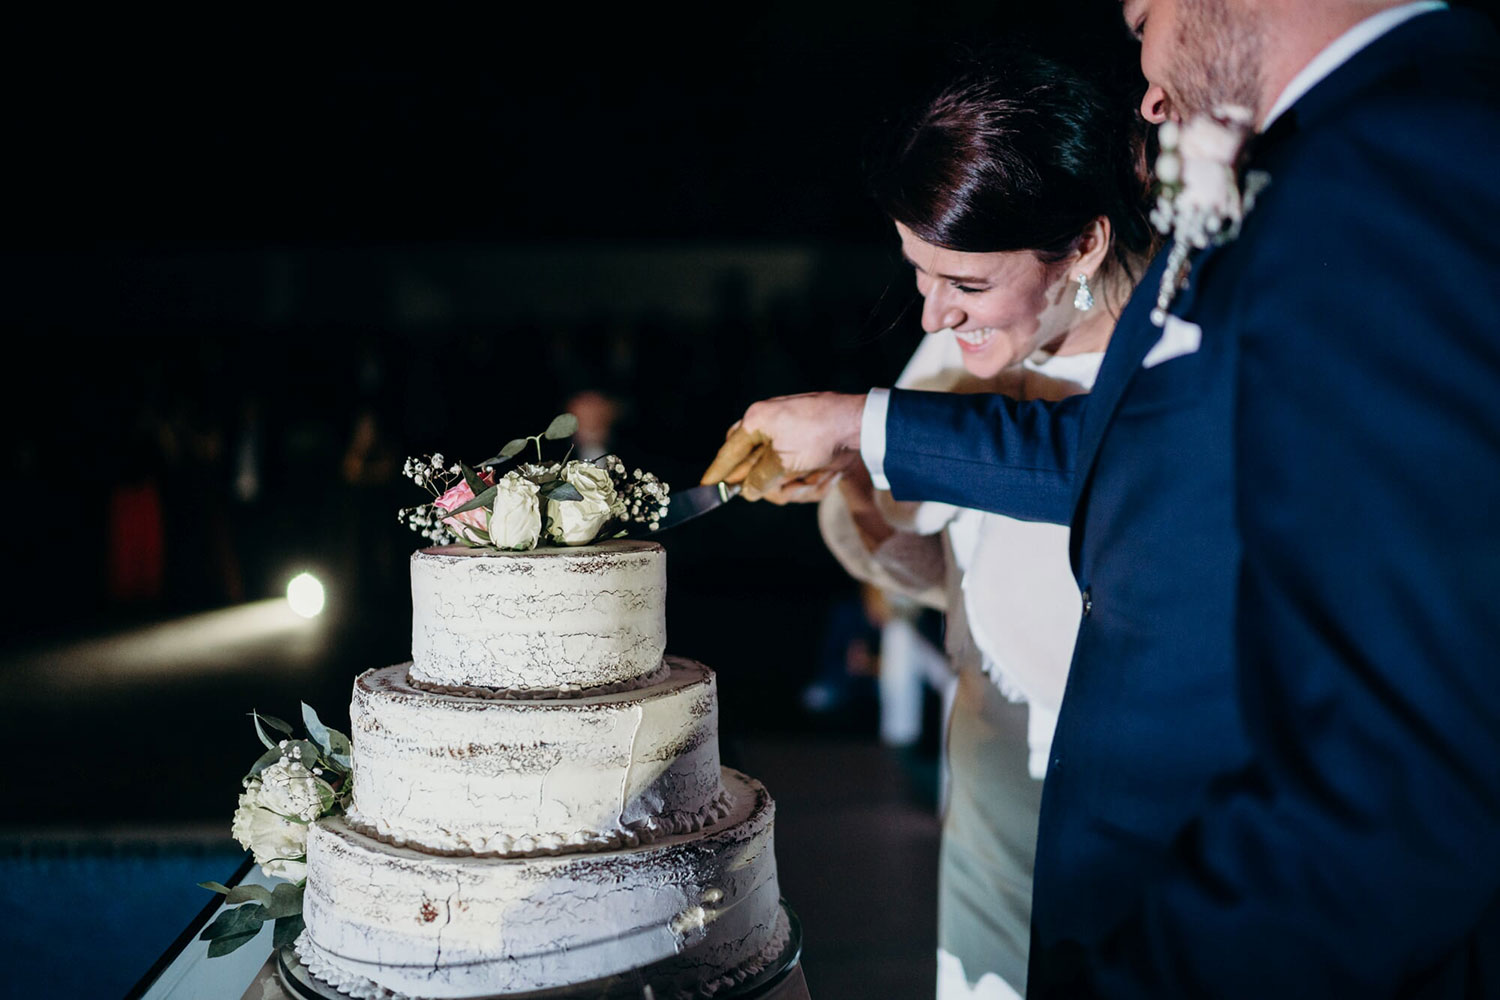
[[434, 472, 494, 543]]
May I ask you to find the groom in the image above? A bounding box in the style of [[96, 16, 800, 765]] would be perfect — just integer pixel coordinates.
[[704, 1, 1500, 995]]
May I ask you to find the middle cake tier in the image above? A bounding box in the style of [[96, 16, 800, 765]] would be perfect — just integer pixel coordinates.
[[348, 657, 729, 856]]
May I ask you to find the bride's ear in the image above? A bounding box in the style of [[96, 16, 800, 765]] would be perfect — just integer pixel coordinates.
[[1074, 216, 1113, 279]]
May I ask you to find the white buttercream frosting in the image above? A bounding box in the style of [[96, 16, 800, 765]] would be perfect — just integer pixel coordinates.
[[346, 657, 728, 856], [303, 769, 781, 998], [409, 541, 666, 693]]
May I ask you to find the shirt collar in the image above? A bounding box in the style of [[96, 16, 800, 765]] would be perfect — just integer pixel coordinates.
[[1260, 2, 1448, 131]]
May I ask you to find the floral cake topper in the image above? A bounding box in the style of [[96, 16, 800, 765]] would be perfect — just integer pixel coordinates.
[[399, 413, 670, 550], [1148, 107, 1270, 326]]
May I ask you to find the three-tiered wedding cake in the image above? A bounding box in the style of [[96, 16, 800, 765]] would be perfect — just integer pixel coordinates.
[[296, 540, 787, 998]]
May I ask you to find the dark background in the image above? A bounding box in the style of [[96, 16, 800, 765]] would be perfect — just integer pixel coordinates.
[[6, 4, 1498, 996], [6, 0, 1497, 817], [2, 0, 1146, 730]]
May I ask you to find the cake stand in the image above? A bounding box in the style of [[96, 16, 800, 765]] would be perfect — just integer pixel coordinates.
[[274, 901, 806, 1000]]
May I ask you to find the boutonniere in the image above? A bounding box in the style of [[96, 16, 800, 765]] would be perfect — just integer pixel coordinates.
[[1148, 106, 1271, 326]]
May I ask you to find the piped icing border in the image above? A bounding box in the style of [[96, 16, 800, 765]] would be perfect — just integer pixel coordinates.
[[405, 658, 672, 701], [686, 907, 794, 1000], [343, 785, 735, 859]]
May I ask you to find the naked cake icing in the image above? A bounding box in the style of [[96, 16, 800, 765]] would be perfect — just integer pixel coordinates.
[[297, 541, 787, 998]]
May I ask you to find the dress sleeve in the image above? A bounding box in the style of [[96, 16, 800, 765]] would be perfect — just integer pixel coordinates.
[[816, 484, 948, 611]]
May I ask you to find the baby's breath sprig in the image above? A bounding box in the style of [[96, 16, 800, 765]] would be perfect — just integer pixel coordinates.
[[402, 454, 463, 498], [397, 503, 457, 545], [608, 460, 671, 532]]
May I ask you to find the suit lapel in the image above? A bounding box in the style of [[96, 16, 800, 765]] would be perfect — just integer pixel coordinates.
[[1067, 235, 1233, 571]]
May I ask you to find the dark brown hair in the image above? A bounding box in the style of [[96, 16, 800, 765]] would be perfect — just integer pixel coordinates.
[[867, 49, 1155, 286]]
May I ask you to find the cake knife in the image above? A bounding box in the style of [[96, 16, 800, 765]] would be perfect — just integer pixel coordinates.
[[629, 481, 741, 536]]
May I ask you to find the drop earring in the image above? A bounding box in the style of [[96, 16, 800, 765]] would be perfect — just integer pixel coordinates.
[[1073, 273, 1094, 312]]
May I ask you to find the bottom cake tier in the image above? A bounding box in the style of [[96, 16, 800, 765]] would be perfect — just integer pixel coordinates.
[[300, 769, 781, 999]]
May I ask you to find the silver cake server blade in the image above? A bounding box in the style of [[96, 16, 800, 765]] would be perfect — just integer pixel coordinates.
[[628, 481, 741, 537]]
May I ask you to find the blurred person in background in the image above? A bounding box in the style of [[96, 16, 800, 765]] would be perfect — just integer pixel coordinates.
[[566, 389, 621, 462]]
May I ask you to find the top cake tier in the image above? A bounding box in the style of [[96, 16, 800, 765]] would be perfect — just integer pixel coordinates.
[[409, 540, 666, 693]]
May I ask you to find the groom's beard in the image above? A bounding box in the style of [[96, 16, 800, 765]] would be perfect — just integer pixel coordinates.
[[1170, 0, 1265, 119]]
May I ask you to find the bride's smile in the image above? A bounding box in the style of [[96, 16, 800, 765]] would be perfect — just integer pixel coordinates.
[[895, 221, 1108, 379]]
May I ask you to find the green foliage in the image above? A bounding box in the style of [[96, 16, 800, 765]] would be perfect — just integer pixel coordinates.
[[245, 745, 283, 781], [200, 902, 270, 956], [537, 480, 583, 503], [273, 913, 306, 950], [252, 711, 292, 750], [544, 413, 578, 440], [201, 702, 356, 961], [460, 462, 487, 497], [444, 484, 498, 517], [491, 439, 528, 463]]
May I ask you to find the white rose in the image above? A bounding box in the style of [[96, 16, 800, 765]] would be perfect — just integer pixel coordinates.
[[490, 473, 542, 550], [1178, 113, 1245, 164], [232, 786, 309, 882], [257, 758, 329, 822], [563, 461, 626, 518], [547, 495, 614, 545], [1177, 159, 1240, 242], [231, 782, 264, 846], [1155, 151, 1181, 186]]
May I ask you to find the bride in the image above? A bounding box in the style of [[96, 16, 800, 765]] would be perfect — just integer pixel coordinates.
[[711, 50, 1153, 998]]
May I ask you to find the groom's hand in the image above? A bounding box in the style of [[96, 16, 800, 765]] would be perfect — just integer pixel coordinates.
[[701, 392, 867, 502]]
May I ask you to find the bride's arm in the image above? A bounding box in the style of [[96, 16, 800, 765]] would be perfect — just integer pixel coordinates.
[[818, 461, 948, 611]]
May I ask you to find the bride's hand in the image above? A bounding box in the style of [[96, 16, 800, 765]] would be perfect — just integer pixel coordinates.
[[836, 460, 895, 550], [756, 465, 846, 506], [700, 392, 867, 500]]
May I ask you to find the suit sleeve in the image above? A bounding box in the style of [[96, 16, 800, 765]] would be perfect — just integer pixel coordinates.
[[881, 387, 1087, 525], [1082, 91, 1500, 995]]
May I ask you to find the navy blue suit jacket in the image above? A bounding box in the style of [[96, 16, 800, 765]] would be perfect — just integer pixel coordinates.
[[882, 10, 1500, 996]]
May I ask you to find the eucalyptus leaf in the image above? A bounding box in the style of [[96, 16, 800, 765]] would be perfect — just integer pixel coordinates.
[[264, 882, 305, 920], [460, 462, 487, 497], [273, 913, 306, 950], [330, 752, 352, 770], [225, 884, 275, 906], [252, 712, 290, 751], [317, 780, 337, 814], [497, 438, 529, 461], [444, 484, 498, 517], [538, 480, 583, 503], [246, 745, 284, 780], [200, 903, 268, 941], [327, 730, 351, 756], [544, 413, 579, 440], [198, 881, 233, 896], [301, 703, 332, 754], [207, 929, 263, 957]]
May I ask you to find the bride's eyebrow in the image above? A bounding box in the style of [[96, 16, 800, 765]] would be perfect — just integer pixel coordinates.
[[902, 252, 989, 285]]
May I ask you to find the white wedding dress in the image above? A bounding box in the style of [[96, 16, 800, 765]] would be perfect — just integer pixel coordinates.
[[820, 331, 1102, 999]]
